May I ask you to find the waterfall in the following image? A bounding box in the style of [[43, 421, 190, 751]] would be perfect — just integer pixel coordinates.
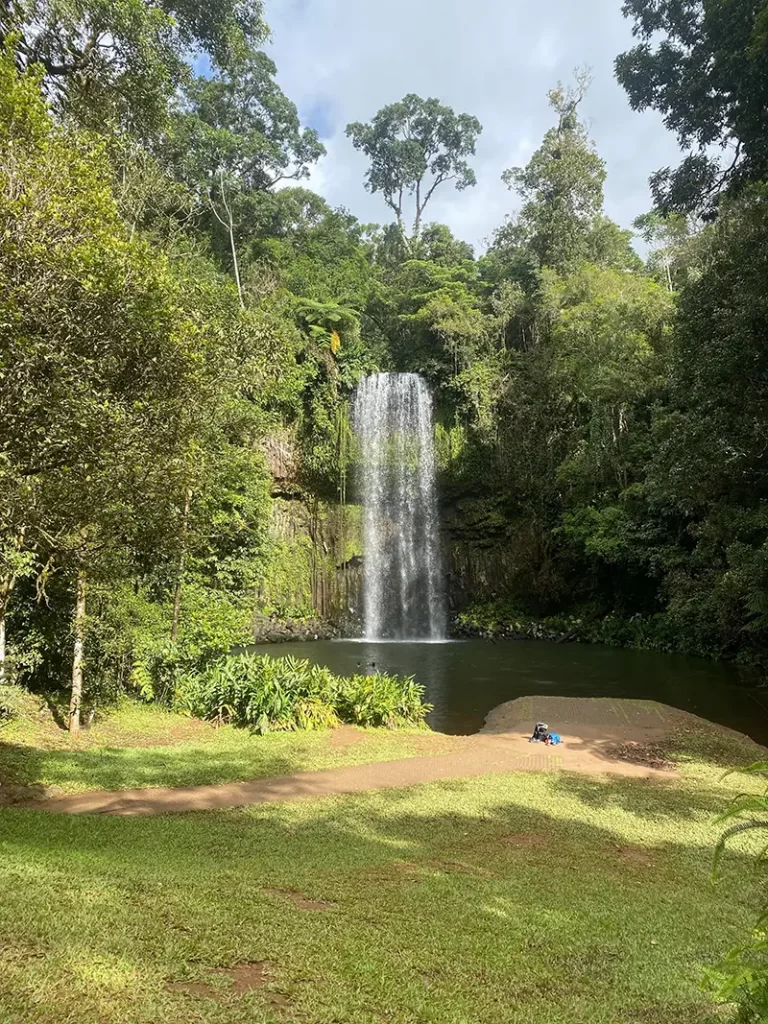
[[352, 372, 446, 641]]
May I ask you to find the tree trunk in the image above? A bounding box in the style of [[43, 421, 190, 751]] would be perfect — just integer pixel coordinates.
[[171, 486, 192, 642], [0, 573, 16, 685], [227, 209, 244, 309], [219, 169, 244, 309], [69, 570, 87, 733], [0, 610, 6, 685], [209, 172, 244, 308]]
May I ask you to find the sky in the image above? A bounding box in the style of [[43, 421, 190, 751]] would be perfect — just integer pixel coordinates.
[[264, 0, 682, 254]]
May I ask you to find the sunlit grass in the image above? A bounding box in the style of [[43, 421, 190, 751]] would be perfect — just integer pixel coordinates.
[[0, 699, 458, 794], [1, 700, 764, 1021], [0, 770, 757, 1023]]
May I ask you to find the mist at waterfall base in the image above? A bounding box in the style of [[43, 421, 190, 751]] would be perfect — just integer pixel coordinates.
[[352, 372, 446, 642]]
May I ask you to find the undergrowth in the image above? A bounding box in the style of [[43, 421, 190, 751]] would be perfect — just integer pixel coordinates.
[[174, 652, 431, 732]]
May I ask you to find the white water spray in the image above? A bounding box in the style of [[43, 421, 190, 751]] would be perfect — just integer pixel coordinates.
[[352, 373, 446, 641]]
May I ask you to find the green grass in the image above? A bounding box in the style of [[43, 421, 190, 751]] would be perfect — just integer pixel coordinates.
[[0, 769, 762, 1024], [664, 726, 767, 775], [0, 700, 458, 794], [2, 699, 765, 1021]]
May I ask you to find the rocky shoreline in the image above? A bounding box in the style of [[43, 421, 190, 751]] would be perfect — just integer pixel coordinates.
[[451, 617, 578, 644], [252, 614, 344, 644], [253, 614, 579, 645]]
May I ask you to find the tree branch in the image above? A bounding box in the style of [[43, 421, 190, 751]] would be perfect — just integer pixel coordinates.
[[703, 139, 743, 200], [422, 171, 453, 211], [264, 169, 303, 189], [32, 31, 101, 78]]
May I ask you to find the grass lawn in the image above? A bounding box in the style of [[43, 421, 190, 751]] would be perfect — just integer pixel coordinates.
[[0, 758, 764, 1022], [1, 700, 765, 1022], [0, 699, 459, 795]]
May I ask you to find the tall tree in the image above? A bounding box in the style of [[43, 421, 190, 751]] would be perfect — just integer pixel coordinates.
[[0, 50, 208, 725], [500, 72, 608, 275], [346, 94, 482, 249], [167, 65, 325, 302], [169, 63, 325, 195], [627, 186, 768, 658], [633, 211, 703, 291], [417, 223, 475, 266], [0, 0, 268, 136], [616, 0, 768, 215]]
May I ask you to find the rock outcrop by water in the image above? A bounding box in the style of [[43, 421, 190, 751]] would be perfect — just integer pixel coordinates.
[[452, 616, 579, 644], [252, 614, 342, 644]]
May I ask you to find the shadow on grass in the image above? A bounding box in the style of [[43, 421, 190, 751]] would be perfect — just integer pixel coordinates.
[[0, 780, 755, 1024], [0, 771, 754, 866], [550, 771, 728, 821], [42, 694, 68, 732], [0, 739, 306, 795]]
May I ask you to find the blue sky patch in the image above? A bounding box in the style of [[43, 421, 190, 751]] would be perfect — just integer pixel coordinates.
[[302, 97, 336, 140]]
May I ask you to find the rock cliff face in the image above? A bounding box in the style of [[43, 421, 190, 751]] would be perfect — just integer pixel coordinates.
[[441, 497, 516, 614], [256, 432, 364, 637], [256, 433, 513, 638], [256, 496, 363, 629]]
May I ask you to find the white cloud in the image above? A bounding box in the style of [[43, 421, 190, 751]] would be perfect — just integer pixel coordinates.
[[265, 0, 682, 252]]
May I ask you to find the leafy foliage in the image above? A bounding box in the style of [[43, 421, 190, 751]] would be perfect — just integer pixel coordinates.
[[705, 932, 768, 1023], [501, 73, 608, 274], [174, 652, 431, 733], [0, 683, 36, 724], [616, 0, 768, 215], [346, 95, 482, 245], [2, 0, 768, 729], [706, 763, 768, 1021], [0, 45, 337, 720], [1, 0, 268, 137], [169, 61, 324, 197]]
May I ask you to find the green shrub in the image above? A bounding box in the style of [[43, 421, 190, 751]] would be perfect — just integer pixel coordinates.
[[173, 653, 431, 733], [705, 932, 768, 1023], [706, 763, 768, 1021], [0, 683, 37, 725], [456, 602, 587, 642], [334, 672, 432, 728], [455, 600, 747, 659], [122, 584, 254, 704]]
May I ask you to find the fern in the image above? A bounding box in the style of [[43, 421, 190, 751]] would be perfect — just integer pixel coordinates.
[[709, 761, 768, 1020]]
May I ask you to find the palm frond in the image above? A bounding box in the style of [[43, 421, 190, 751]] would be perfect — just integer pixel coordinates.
[[713, 820, 768, 880]]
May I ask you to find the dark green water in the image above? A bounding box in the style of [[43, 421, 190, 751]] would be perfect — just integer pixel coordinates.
[[254, 639, 768, 741]]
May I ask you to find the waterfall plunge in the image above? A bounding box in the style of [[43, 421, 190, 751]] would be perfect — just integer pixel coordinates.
[[352, 373, 446, 641]]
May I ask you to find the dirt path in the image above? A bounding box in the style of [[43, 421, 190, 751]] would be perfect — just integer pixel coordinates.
[[19, 698, 696, 817]]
